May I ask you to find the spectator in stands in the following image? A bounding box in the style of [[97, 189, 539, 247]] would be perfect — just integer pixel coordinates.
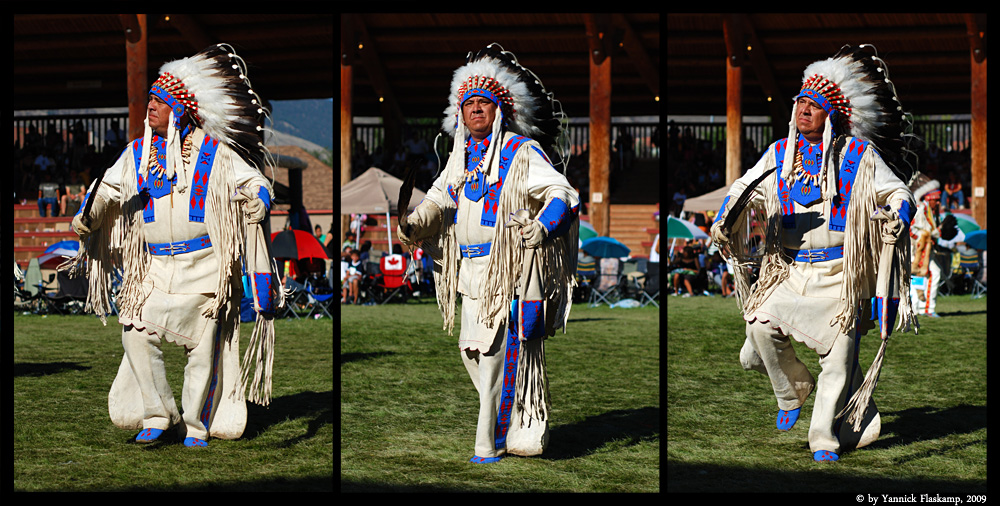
[[37, 171, 60, 217], [342, 231, 357, 251], [33, 148, 55, 175], [341, 249, 364, 304], [669, 245, 701, 297], [61, 172, 86, 217], [943, 171, 964, 211]]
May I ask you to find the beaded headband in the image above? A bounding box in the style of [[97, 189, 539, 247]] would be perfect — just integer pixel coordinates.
[[150, 72, 199, 129], [457, 75, 516, 111], [797, 74, 851, 119]]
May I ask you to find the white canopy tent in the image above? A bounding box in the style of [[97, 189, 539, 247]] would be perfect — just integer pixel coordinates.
[[340, 167, 427, 253]]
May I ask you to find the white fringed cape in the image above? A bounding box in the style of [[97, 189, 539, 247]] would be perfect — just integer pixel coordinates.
[[724, 137, 916, 339], [60, 132, 282, 407], [422, 130, 578, 426], [425, 131, 578, 338]]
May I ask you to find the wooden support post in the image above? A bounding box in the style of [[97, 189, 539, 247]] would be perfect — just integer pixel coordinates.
[[589, 53, 612, 236], [120, 14, 147, 142], [969, 47, 987, 229], [341, 40, 353, 242], [726, 57, 742, 186], [723, 15, 743, 186]]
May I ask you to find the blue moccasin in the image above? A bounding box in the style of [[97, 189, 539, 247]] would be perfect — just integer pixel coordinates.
[[135, 428, 165, 443], [776, 408, 800, 431], [813, 450, 839, 461], [469, 455, 503, 464], [184, 437, 208, 448]]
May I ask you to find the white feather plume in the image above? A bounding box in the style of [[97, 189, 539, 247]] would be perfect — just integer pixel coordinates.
[[442, 57, 541, 139], [800, 55, 884, 142], [159, 53, 240, 146]]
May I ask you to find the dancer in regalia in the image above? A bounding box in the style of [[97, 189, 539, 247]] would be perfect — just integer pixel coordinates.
[[908, 174, 963, 318], [66, 44, 282, 447], [397, 43, 578, 463], [710, 45, 918, 461]]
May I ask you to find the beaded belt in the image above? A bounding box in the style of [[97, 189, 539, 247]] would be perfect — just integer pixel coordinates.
[[460, 242, 492, 258], [148, 234, 212, 256], [785, 245, 844, 263]]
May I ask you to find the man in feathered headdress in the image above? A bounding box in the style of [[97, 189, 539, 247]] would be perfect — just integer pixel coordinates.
[[397, 43, 579, 463], [65, 43, 282, 447], [710, 45, 918, 461], [908, 174, 962, 318]]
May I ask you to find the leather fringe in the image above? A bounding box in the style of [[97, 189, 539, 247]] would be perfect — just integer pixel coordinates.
[[516, 338, 549, 427], [237, 312, 275, 407]]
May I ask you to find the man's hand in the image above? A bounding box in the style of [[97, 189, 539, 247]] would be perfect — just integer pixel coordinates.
[[505, 209, 547, 248], [244, 196, 267, 224], [710, 219, 729, 248], [520, 220, 547, 248], [72, 213, 93, 238], [232, 187, 268, 224], [397, 201, 443, 247], [396, 215, 416, 246], [871, 206, 904, 245], [72, 195, 106, 238]]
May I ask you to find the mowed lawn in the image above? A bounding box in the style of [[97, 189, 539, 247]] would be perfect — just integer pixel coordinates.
[[667, 294, 986, 493], [341, 300, 660, 492], [14, 314, 333, 491]]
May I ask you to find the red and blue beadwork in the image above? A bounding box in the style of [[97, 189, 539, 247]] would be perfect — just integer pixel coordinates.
[[150, 72, 201, 127], [458, 75, 515, 110], [253, 273, 274, 314], [798, 74, 852, 119]]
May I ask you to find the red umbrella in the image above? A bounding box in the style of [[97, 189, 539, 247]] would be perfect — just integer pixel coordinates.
[[270, 229, 329, 260]]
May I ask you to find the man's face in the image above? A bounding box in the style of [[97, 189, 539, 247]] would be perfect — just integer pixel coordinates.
[[462, 95, 497, 141], [147, 94, 173, 137], [795, 96, 829, 143]]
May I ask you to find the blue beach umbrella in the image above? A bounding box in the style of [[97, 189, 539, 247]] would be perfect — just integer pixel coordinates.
[[965, 230, 987, 251], [581, 236, 631, 258], [37, 240, 80, 269]]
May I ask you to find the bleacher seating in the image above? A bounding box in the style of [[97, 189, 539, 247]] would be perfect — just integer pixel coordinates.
[[14, 200, 78, 269]]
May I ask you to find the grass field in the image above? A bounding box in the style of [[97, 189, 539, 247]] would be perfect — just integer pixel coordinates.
[[667, 294, 986, 493], [341, 300, 660, 492], [13, 314, 333, 492]]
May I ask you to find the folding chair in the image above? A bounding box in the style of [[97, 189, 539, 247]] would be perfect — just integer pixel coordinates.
[[278, 283, 308, 319], [34, 273, 61, 314], [304, 279, 334, 319], [42, 270, 89, 315], [639, 262, 660, 308], [958, 250, 987, 299], [375, 254, 414, 304], [574, 257, 597, 303], [620, 258, 645, 301], [589, 258, 622, 307], [14, 269, 45, 314]]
